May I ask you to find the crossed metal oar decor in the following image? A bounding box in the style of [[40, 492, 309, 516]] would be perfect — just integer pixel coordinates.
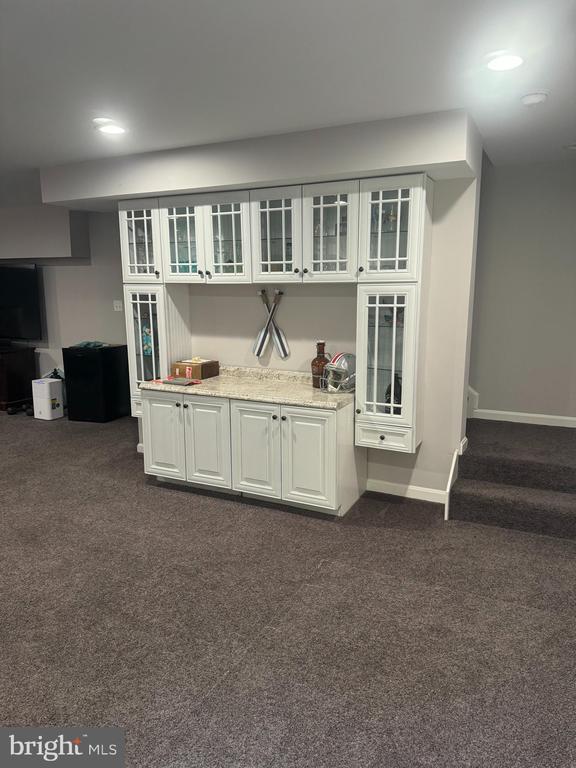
[[253, 289, 289, 359]]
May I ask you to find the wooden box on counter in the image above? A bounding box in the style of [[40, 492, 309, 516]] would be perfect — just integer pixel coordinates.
[[171, 359, 219, 380]]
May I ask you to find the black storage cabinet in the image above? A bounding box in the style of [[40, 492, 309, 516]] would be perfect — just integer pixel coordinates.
[[63, 345, 130, 422]]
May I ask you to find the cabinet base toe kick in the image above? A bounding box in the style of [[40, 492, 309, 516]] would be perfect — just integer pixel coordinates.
[[142, 391, 366, 519], [155, 475, 347, 517]]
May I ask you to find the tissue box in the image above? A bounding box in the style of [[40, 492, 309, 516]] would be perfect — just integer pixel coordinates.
[[171, 359, 219, 380]]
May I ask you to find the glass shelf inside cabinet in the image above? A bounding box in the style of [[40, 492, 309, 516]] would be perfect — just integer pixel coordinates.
[[365, 294, 405, 416]]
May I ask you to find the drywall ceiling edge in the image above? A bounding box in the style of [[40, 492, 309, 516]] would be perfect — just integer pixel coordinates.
[[40, 110, 481, 206]]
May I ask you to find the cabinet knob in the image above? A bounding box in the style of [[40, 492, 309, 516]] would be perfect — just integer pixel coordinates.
[[175, 402, 181, 408], [272, 414, 278, 420], [206, 270, 212, 278], [379, 435, 386, 441], [183, 403, 189, 409], [154, 270, 160, 277], [293, 268, 300, 274], [281, 415, 287, 421], [302, 268, 309, 274], [358, 266, 364, 273], [198, 270, 204, 278], [356, 409, 361, 414]]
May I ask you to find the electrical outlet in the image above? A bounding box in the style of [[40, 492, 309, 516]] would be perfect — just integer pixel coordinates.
[[113, 300, 123, 312]]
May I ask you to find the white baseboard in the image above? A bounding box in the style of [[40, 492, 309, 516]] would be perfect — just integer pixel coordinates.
[[366, 478, 446, 505], [467, 386, 479, 417], [471, 408, 576, 429]]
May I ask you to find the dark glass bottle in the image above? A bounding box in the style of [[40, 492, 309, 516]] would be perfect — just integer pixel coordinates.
[[311, 340, 329, 389]]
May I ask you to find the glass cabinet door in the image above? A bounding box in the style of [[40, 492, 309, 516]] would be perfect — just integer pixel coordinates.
[[356, 285, 416, 426], [204, 192, 251, 283], [159, 199, 206, 282], [302, 181, 359, 282], [123, 286, 167, 398], [118, 202, 163, 283], [250, 187, 302, 283], [358, 175, 425, 282]]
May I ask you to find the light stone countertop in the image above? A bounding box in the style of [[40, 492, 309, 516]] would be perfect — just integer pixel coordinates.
[[139, 366, 353, 410]]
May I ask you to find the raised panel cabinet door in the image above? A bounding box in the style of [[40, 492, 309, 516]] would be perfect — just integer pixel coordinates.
[[158, 196, 207, 283], [302, 180, 359, 282], [184, 396, 231, 488], [249, 187, 303, 282], [119, 200, 163, 283], [203, 191, 252, 283], [123, 285, 168, 398], [231, 401, 281, 498], [355, 284, 417, 428], [358, 175, 425, 282], [281, 406, 337, 510], [142, 392, 186, 479]]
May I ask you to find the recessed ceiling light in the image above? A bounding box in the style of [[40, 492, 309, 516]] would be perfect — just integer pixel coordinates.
[[92, 117, 113, 125], [98, 123, 126, 135], [486, 51, 524, 71], [521, 91, 548, 106]]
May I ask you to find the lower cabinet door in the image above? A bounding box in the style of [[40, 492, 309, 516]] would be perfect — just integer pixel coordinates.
[[184, 396, 231, 488], [142, 392, 186, 480], [281, 406, 337, 510], [231, 401, 282, 498]]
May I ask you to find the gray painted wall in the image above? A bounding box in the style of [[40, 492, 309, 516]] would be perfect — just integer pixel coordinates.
[[34, 213, 126, 372], [469, 158, 576, 418]]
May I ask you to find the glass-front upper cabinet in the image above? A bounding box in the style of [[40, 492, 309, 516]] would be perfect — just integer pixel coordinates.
[[123, 285, 168, 398], [159, 197, 207, 283], [250, 187, 302, 282], [119, 200, 163, 283], [355, 284, 417, 428], [203, 191, 251, 283], [302, 181, 359, 282], [358, 175, 426, 282]]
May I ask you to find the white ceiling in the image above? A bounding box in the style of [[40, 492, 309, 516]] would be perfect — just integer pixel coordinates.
[[0, 0, 574, 176]]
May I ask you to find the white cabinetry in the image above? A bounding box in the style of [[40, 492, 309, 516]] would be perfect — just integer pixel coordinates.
[[358, 175, 426, 282], [123, 284, 168, 399], [281, 406, 336, 509], [143, 391, 232, 488], [142, 391, 186, 480], [354, 174, 432, 453], [302, 180, 359, 282], [250, 187, 303, 283], [159, 197, 207, 283], [184, 396, 231, 487], [157, 192, 251, 284], [119, 200, 163, 283], [203, 191, 251, 283], [231, 401, 282, 498], [143, 391, 365, 515], [231, 402, 336, 509]]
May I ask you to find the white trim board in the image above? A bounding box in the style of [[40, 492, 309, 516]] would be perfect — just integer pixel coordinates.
[[471, 409, 576, 429], [366, 478, 446, 505]]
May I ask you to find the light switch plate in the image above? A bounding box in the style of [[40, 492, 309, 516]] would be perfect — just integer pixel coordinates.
[[113, 300, 123, 312]]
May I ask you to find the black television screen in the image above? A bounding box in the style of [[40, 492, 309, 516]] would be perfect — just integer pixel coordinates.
[[0, 265, 42, 340]]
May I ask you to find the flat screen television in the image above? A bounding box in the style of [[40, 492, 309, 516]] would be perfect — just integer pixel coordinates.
[[0, 265, 43, 341]]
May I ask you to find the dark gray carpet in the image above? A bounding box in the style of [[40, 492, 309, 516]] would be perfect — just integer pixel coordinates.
[[2, 413, 576, 767], [452, 419, 576, 538]]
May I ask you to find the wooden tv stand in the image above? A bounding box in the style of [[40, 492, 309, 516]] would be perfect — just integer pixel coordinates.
[[0, 346, 36, 410]]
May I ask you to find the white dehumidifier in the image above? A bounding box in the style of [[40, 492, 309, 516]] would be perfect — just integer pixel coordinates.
[[32, 378, 64, 420]]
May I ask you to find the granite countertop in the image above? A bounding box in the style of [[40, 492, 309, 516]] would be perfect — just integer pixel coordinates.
[[139, 366, 353, 410]]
